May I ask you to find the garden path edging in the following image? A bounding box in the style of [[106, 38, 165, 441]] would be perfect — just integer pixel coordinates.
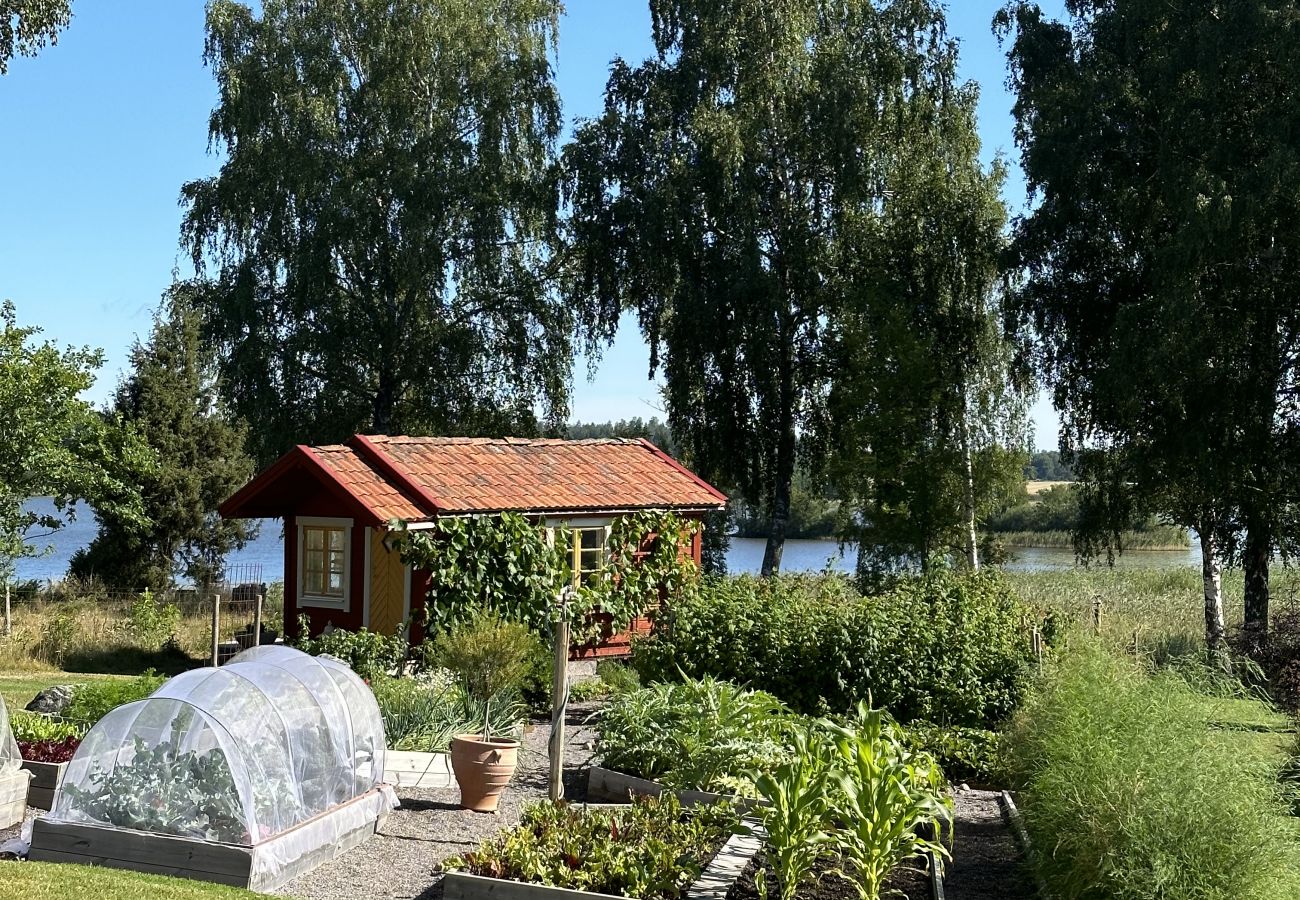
[[999, 790, 1050, 900], [585, 766, 765, 812]]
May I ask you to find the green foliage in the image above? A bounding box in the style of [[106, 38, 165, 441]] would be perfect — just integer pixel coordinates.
[[293, 618, 407, 680], [567, 662, 639, 703], [126, 589, 181, 651], [567, 418, 677, 456], [597, 675, 792, 795], [0, 0, 71, 74], [565, 0, 1014, 570], [445, 795, 738, 900], [751, 724, 837, 900], [395, 509, 701, 645], [62, 737, 246, 843], [634, 570, 1035, 728], [183, 0, 570, 464], [985, 484, 1190, 550], [370, 672, 524, 752], [1005, 640, 1298, 900], [824, 706, 951, 900], [64, 671, 165, 726], [900, 722, 1002, 786], [10, 710, 82, 743], [733, 472, 839, 540], [70, 288, 256, 590], [1024, 451, 1074, 482], [0, 301, 152, 582], [432, 612, 540, 740], [38, 612, 79, 666]]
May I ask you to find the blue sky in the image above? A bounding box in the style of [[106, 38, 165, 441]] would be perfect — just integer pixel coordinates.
[[0, 0, 1061, 450]]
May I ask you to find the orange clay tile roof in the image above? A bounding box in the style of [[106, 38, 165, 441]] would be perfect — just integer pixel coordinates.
[[308, 445, 428, 521], [359, 436, 726, 517], [220, 435, 727, 523]]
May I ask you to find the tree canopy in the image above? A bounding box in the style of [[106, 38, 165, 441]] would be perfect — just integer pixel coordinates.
[[564, 0, 1019, 574], [182, 0, 574, 466], [0, 301, 150, 582], [1000, 0, 1300, 649], [70, 287, 257, 591], [0, 0, 70, 74]]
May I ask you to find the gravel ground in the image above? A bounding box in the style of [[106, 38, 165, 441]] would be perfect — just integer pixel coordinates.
[[278, 704, 602, 900], [0, 703, 602, 900], [943, 789, 1034, 900]]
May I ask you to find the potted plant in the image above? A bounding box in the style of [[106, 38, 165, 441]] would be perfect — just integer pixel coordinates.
[[433, 611, 536, 812]]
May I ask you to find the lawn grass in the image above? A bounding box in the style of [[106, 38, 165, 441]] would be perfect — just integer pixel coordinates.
[[0, 670, 126, 712], [0, 862, 259, 899]]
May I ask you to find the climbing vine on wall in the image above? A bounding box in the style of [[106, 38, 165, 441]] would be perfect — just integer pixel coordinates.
[[390, 509, 699, 644]]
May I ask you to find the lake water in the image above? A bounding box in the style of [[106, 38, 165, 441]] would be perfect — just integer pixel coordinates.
[[12, 499, 1202, 584]]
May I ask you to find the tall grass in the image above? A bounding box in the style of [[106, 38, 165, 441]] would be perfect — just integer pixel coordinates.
[[1005, 639, 1299, 900], [991, 528, 1189, 549]]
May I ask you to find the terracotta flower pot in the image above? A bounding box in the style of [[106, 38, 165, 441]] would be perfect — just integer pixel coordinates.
[[450, 734, 520, 812]]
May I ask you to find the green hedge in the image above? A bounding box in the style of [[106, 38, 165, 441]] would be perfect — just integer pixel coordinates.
[[632, 569, 1034, 728], [1006, 641, 1298, 899]]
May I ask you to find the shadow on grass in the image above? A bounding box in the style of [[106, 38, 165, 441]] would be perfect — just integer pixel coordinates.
[[61, 644, 203, 677]]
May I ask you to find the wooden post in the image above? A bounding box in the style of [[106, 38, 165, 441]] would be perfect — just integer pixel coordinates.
[[254, 590, 265, 647], [3, 582, 10, 637], [1092, 594, 1102, 634], [211, 593, 221, 667], [549, 591, 571, 803]]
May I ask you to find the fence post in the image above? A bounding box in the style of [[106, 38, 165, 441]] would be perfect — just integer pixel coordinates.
[[1092, 594, 1102, 634], [254, 590, 265, 647], [211, 593, 221, 667], [549, 590, 571, 803], [3, 582, 9, 637]]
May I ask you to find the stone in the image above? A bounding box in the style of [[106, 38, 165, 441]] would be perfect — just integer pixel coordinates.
[[25, 684, 75, 716]]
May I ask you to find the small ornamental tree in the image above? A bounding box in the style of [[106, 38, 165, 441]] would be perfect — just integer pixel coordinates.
[[433, 612, 536, 741]]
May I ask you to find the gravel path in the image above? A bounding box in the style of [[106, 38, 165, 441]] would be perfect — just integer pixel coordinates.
[[279, 704, 602, 900], [943, 789, 1034, 900]]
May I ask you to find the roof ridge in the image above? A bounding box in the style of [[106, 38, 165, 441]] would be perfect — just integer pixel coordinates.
[[348, 435, 444, 517]]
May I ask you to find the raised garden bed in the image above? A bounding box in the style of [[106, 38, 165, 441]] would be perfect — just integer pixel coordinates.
[[443, 814, 765, 900], [0, 768, 30, 828], [21, 758, 66, 811], [384, 749, 453, 788], [29, 784, 395, 892], [586, 765, 763, 812]]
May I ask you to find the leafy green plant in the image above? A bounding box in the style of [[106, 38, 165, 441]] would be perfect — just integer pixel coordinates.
[[634, 569, 1035, 728], [62, 737, 247, 843], [432, 612, 538, 740], [752, 724, 838, 900], [127, 588, 181, 651], [371, 672, 524, 752], [444, 794, 738, 900], [293, 617, 406, 679], [64, 671, 165, 726], [10, 710, 83, 743], [1005, 639, 1300, 900], [901, 721, 1003, 785], [39, 612, 80, 666], [597, 674, 793, 794], [825, 705, 952, 900], [568, 661, 641, 702]]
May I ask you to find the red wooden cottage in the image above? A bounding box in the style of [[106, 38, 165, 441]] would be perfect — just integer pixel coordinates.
[[218, 436, 726, 655]]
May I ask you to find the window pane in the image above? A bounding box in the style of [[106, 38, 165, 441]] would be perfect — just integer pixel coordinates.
[[580, 549, 603, 572], [328, 528, 345, 551], [579, 529, 604, 551], [306, 528, 324, 551], [328, 572, 343, 593], [305, 570, 323, 595]]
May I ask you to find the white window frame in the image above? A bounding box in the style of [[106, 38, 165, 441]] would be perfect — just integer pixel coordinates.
[[297, 516, 353, 610], [544, 517, 613, 587]]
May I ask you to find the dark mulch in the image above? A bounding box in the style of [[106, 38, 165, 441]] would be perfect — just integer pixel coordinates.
[[727, 853, 930, 900], [943, 791, 1035, 900]]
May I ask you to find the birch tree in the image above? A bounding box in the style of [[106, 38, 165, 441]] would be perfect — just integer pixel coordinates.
[[0, 0, 70, 73], [564, 0, 1012, 574]]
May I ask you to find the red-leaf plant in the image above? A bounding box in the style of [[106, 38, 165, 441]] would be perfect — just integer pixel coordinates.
[[18, 736, 80, 764]]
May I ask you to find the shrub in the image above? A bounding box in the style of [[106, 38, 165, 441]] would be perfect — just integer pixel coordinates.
[[597, 675, 793, 794], [64, 671, 165, 726], [432, 612, 540, 741], [1005, 640, 1298, 900], [39, 612, 80, 666], [127, 589, 181, 650], [634, 569, 1034, 727], [901, 721, 1003, 785], [444, 795, 738, 900], [294, 617, 407, 679]]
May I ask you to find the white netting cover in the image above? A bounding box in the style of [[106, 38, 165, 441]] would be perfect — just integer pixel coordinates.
[[49, 647, 390, 848], [0, 693, 19, 775]]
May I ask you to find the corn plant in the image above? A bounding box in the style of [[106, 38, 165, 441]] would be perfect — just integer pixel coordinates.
[[752, 724, 838, 900], [825, 705, 952, 900]]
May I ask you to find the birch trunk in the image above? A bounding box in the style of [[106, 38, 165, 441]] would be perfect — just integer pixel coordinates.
[[960, 400, 979, 572], [1196, 526, 1225, 657]]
